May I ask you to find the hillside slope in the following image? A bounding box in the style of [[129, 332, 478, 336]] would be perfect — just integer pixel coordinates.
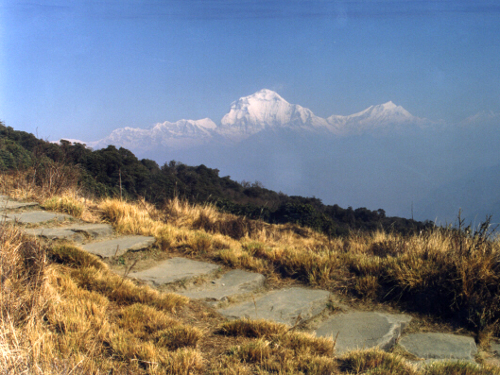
[[0, 122, 432, 236]]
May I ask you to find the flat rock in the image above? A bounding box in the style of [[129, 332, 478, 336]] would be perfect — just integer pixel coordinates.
[[26, 223, 114, 242], [180, 269, 265, 301], [491, 342, 500, 357], [0, 197, 38, 209], [81, 235, 156, 258], [399, 333, 477, 361], [315, 311, 412, 354], [2, 210, 71, 224], [132, 257, 220, 286], [217, 287, 330, 326]]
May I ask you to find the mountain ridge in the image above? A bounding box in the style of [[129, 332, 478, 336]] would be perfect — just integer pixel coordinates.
[[78, 89, 434, 150]]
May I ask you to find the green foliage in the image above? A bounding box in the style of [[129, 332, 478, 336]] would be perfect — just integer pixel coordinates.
[[0, 138, 32, 170]]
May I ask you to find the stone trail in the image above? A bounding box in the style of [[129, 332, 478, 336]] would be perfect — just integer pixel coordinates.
[[217, 287, 331, 326], [27, 223, 115, 242], [179, 269, 265, 302], [399, 333, 478, 361], [0, 194, 492, 365], [315, 311, 412, 354], [82, 235, 156, 258], [0, 195, 39, 210], [131, 257, 220, 286], [492, 342, 500, 357], [2, 210, 72, 223]]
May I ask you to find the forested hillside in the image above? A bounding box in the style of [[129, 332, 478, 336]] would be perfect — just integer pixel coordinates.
[[0, 122, 432, 235]]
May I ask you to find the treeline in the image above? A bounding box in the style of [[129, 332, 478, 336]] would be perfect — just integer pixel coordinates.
[[0, 123, 433, 236]]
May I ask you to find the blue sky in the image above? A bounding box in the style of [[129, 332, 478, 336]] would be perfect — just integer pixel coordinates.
[[1, 0, 500, 141]]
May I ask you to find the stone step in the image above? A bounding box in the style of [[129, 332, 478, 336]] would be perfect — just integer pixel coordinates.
[[26, 223, 114, 242], [399, 332, 478, 361], [2, 210, 72, 224], [217, 287, 331, 326], [491, 342, 500, 357], [315, 311, 412, 354], [0, 196, 39, 210], [179, 269, 265, 302], [81, 235, 156, 258], [131, 257, 220, 286]]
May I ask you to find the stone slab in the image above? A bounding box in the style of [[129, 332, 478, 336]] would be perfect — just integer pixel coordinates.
[[26, 223, 114, 242], [217, 287, 330, 326], [2, 210, 71, 224], [180, 269, 265, 301], [131, 257, 220, 286], [0, 197, 38, 210], [399, 333, 477, 360], [491, 342, 500, 357], [315, 311, 412, 354], [81, 235, 156, 258]]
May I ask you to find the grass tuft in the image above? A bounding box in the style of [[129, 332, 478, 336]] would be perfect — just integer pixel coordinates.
[[218, 319, 288, 338], [42, 195, 85, 218], [166, 348, 204, 374], [50, 243, 108, 270], [339, 348, 417, 375], [154, 325, 203, 350]]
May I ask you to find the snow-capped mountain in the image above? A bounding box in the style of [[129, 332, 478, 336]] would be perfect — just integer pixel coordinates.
[[79, 89, 432, 151], [460, 110, 500, 127], [327, 101, 427, 135], [218, 89, 334, 141], [88, 118, 217, 152]]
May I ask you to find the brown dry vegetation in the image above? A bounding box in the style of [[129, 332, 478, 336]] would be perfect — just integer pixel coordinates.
[[2, 170, 500, 374], [97, 196, 500, 334]]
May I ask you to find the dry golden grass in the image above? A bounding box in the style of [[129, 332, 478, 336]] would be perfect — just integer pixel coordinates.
[[3, 170, 500, 373], [41, 194, 100, 222], [70, 195, 500, 336], [338, 348, 417, 375], [0, 225, 202, 374], [0, 225, 50, 374], [216, 318, 339, 374], [0, 165, 80, 202], [218, 319, 289, 338], [226, 334, 338, 374]]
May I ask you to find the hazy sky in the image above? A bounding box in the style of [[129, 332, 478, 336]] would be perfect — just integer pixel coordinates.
[[1, 0, 500, 141]]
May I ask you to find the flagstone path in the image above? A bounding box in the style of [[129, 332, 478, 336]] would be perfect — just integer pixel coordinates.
[[2, 194, 497, 367], [315, 311, 412, 354]]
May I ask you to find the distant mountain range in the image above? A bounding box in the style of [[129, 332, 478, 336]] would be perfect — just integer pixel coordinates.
[[67, 89, 500, 227], [84, 89, 435, 150]]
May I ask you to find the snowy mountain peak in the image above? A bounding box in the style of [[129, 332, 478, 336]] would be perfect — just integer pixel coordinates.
[[247, 89, 288, 103], [327, 101, 425, 135], [461, 110, 500, 126], [219, 89, 332, 141], [359, 101, 412, 119]]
